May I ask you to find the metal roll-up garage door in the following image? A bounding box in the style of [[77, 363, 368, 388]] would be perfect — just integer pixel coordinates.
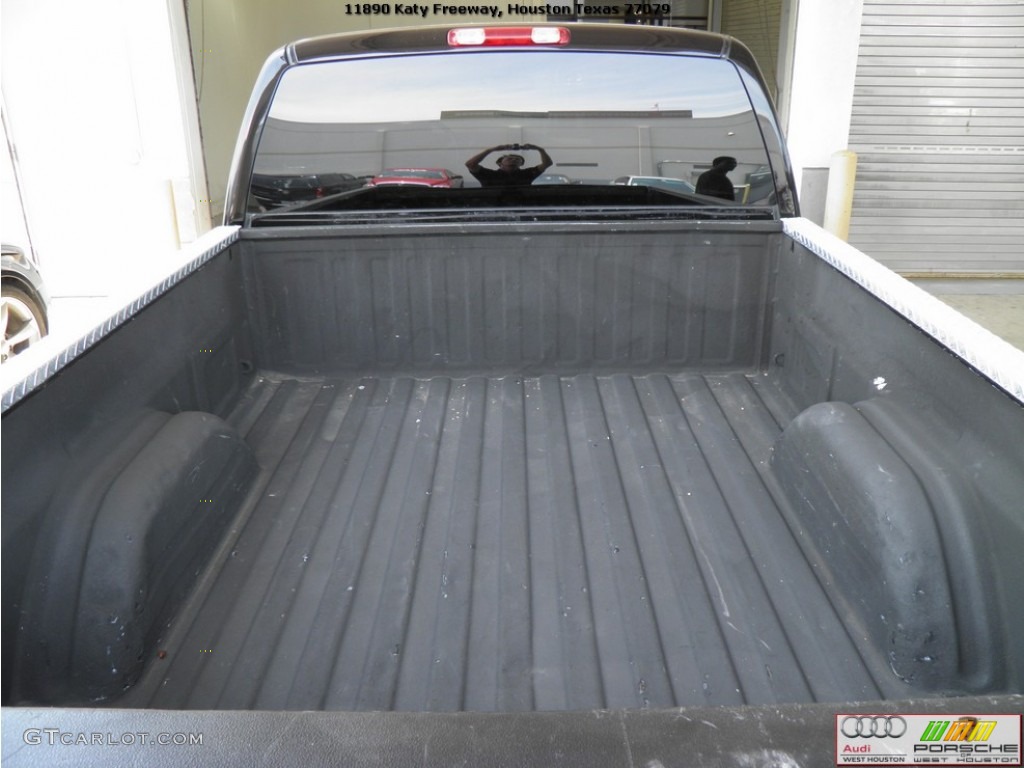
[[848, 0, 1024, 273]]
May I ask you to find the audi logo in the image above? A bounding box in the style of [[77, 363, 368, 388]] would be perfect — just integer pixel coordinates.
[[841, 716, 908, 738]]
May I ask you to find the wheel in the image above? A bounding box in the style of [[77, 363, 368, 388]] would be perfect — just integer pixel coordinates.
[[1, 284, 48, 362]]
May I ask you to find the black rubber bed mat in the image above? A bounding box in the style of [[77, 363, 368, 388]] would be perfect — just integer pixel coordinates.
[[121, 372, 886, 711]]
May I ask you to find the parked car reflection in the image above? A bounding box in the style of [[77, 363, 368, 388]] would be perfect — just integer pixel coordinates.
[[251, 172, 365, 207], [612, 175, 696, 194], [2, 243, 49, 362], [369, 169, 464, 188], [534, 173, 574, 185]]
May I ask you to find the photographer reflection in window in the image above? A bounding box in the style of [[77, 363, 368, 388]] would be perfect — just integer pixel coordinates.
[[695, 156, 738, 201], [465, 144, 553, 187]]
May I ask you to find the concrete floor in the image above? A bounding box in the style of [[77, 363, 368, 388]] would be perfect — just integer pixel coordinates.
[[913, 280, 1024, 352]]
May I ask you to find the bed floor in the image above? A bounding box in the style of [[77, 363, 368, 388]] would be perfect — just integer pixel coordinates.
[[120, 370, 886, 711]]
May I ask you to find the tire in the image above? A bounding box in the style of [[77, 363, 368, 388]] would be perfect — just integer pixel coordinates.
[[2, 284, 48, 362]]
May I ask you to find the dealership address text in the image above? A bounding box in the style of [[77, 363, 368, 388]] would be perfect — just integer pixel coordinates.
[[344, 3, 670, 18]]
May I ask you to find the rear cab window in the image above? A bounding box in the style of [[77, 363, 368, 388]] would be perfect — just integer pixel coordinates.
[[245, 33, 792, 224]]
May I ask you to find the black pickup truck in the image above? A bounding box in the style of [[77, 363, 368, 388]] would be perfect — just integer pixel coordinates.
[[2, 23, 1022, 767]]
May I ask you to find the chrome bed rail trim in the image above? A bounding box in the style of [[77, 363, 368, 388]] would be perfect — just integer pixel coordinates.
[[784, 217, 1024, 406], [1, 226, 241, 413]]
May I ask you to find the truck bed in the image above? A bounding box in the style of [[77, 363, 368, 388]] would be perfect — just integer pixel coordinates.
[[120, 369, 882, 711], [5, 224, 1022, 716]]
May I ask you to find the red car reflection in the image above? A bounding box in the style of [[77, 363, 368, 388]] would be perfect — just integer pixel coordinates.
[[368, 168, 464, 188]]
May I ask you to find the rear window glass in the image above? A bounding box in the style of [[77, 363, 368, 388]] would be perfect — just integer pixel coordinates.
[[250, 50, 778, 213]]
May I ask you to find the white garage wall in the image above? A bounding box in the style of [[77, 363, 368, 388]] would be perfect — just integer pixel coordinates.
[[1, 0, 201, 300], [781, 0, 865, 197], [1, 104, 33, 257]]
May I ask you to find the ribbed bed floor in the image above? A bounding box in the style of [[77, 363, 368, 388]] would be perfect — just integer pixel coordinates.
[[124, 371, 885, 711]]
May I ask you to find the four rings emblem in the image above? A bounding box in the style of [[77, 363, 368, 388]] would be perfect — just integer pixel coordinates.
[[841, 716, 908, 738]]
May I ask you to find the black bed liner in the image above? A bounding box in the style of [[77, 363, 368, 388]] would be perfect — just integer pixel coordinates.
[[119, 370, 888, 711]]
